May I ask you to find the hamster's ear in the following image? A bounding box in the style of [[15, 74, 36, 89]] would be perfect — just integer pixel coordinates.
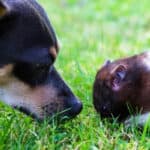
[[111, 64, 127, 91], [103, 60, 111, 67]]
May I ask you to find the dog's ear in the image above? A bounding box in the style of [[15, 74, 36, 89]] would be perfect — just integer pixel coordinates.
[[0, 0, 9, 18]]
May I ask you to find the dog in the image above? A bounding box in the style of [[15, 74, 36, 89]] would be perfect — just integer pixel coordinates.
[[93, 51, 150, 127], [0, 0, 82, 121]]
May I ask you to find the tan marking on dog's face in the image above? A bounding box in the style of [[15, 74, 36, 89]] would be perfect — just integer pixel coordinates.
[[49, 46, 57, 60], [0, 1, 10, 18], [0, 64, 64, 120], [0, 64, 14, 84], [0, 64, 13, 76], [0, 7, 7, 17]]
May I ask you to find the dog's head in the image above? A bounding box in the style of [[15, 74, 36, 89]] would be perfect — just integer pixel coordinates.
[[0, 0, 82, 120]]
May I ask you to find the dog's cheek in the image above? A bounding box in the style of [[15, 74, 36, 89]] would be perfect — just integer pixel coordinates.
[[0, 77, 64, 120]]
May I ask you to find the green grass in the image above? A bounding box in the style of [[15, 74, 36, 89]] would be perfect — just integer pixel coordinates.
[[1, 0, 150, 149]]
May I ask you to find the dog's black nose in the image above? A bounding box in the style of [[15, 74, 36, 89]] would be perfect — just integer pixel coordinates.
[[70, 100, 83, 117], [67, 98, 83, 118]]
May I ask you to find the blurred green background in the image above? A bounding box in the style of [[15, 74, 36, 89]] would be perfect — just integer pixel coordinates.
[[0, 0, 150, 149]]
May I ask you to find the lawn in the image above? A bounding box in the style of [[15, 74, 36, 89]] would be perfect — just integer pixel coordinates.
[[0, 0, 150, 149]]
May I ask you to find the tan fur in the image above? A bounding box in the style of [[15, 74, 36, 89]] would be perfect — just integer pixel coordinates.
[[0, 7, 7, 17], [49, 46, 57, 59], [0, 64, 14, 85], [0, 1, 10, 18]]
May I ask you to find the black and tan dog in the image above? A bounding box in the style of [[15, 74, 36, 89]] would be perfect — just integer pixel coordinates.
[[0, 0, 82, 121]]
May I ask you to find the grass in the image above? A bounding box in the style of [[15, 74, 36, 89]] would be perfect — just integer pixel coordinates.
[[0, 0, 150, 149]]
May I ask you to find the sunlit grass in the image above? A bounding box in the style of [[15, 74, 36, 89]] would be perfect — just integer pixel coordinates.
[[0, 0, 150, 149]]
